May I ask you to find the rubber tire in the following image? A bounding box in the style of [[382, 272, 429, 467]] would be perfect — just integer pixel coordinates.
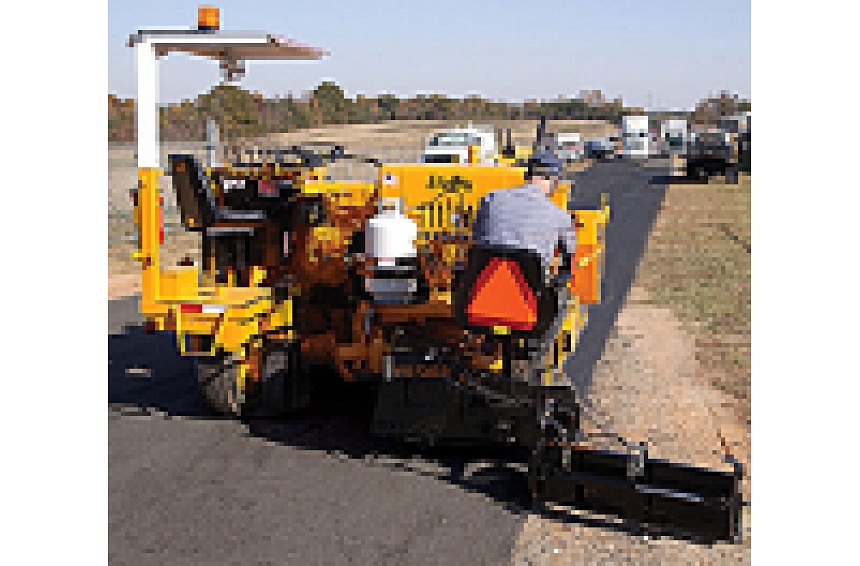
[[686, 163, 699, 181], [726, 166, 739, 184], [256, 342, 310, 418], [195, 353, 243, 417]]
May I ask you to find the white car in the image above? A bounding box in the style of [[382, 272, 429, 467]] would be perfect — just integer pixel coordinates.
[[557, 134, 584, 162], [558, 141, 584, 162]]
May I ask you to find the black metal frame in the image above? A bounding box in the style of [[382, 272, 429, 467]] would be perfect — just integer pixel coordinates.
[[529, 442, 743, 543]]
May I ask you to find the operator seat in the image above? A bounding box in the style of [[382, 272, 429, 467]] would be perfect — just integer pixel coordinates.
[[168, 154, 267, 233], [454, 243, 572, 383], [168, 154, 269, 286]]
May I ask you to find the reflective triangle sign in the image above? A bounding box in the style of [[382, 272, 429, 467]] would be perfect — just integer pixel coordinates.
[[466, 257, 538, 331]]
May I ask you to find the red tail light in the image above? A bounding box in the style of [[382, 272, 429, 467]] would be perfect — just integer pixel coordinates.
[[158, 196, 164, 245], [258, 180, 278, 196], [180, 303, 203, 314]]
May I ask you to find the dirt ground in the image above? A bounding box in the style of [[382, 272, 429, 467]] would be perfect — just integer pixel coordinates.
[[108, 272, 142, 301]]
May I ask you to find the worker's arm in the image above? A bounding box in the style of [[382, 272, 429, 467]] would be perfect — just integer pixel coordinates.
[[471, 195, 489, 243], [554, 211, 577, 285], [559, 209, 577, 263]]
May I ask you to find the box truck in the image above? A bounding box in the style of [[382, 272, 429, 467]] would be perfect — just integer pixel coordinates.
[[622, 115, 650, 159], [660, 119, 688, 157]]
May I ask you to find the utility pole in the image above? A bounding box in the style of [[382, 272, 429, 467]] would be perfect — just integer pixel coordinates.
[[206, 118, 221, 168]]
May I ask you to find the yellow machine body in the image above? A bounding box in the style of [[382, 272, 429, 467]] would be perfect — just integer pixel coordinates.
[[133, 155, 608, 395]]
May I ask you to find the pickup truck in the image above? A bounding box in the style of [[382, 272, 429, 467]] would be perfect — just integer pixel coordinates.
[[420, 125, 497, 164], [557, 133, 584, 162], [685, 129, 741, 183]]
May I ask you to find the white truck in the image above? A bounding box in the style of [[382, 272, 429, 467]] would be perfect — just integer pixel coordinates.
[[420, 124, 497, 164], [660, 119, 688, 157], [557, 132, 584, 162], [622, 115, 651, 159]]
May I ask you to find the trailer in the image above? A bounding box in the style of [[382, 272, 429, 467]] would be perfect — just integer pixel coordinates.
[[127, 5, 744, 544]]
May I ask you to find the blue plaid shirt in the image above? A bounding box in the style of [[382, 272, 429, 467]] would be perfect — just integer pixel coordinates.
[[471, 183, 576, 269]]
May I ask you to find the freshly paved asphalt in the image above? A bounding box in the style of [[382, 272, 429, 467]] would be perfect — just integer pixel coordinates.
[[108, 158, 672, 565], [563, 158, 674, 401]]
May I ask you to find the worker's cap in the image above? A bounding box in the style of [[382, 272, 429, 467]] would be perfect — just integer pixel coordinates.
[[526, 150, 563, 178]]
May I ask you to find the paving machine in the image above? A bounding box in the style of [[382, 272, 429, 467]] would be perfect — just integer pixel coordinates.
[[126, 6, 743, 544]]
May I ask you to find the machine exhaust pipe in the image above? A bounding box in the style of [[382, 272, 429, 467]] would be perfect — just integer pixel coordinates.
[[206, 118, 221, 168], [501, 128, 515, 159]]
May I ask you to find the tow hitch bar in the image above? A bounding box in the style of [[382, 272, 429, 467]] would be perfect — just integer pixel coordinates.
[[528, 436, 744, 543]]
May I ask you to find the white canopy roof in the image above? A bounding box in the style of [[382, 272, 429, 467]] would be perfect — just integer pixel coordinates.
[[129, 28, 328, 168], [127, 29, 328, 61]]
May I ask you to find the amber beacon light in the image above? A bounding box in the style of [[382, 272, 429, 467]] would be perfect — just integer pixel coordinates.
[[198, 5, 220, 31]]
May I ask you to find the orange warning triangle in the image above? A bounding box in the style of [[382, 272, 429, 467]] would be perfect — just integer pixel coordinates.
[[466, 257, 537, 331]]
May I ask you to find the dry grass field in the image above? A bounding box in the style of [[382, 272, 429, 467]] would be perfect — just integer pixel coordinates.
[[632, 174, 752, 422], [264, 118, 617, 151]]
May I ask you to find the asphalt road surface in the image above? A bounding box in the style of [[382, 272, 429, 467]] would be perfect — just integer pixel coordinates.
[[109, 157, 673, 565]]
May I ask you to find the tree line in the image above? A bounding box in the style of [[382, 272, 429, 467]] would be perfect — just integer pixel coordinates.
[[108, 82, 750, 143]]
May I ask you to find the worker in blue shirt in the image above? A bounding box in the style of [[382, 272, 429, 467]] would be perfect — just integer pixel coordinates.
[[471, 150, 576, 276], [468, 149, 577, 384]]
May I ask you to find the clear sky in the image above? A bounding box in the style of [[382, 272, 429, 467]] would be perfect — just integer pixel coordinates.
[[108, 0, 751, 110]]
